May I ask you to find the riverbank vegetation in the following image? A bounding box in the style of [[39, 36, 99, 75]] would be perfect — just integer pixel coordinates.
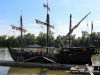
[[0, 31, 100, 48]]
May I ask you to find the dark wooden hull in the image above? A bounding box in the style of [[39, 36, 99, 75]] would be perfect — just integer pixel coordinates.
[[55, 54, 92, 64], [8, 46, 95, 64], [8, 46, 56, 63]]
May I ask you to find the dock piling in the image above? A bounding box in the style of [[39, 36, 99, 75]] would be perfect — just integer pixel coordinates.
[[94, 66, 98, 70], [85, 64, 94, 75], [99, 67, 100, 71]]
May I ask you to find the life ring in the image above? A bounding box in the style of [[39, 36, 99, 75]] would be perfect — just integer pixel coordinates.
[[83, 48, 86, 51]]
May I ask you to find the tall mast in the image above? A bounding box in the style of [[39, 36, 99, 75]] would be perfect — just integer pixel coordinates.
[[59, 12, 91, 46], [90, 21, 93, 46], [20, 11, 23, 50], [68, 14, 72, 48], [46, 2, 49, 54], [91, 21, 93, 35], [10, 11, 27, 51], [35, 2, 54, 54]]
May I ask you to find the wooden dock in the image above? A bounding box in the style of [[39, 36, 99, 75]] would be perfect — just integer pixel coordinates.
[[0, 60, 100, 75], [0, 60, 71, 69]]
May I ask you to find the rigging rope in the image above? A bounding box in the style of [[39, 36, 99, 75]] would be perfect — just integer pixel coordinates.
[[49, 9, 69, 19], [50, 16, 66, 47], [86, 18, 91, 46]]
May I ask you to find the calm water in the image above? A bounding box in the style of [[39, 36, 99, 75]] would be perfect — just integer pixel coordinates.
[[0, 48, 100, 75]]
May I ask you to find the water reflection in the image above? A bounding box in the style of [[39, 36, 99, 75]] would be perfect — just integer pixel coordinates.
[[0, 48, 100, 75], [13, 48, 58, 54], [91, 54, 100, 66], [0, 66, 10, 75], [7, 67, 86, 75], [0, 49, 13, 61]]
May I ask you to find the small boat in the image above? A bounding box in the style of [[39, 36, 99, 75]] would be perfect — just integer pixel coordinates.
[[7, 2, 98, 65], [28, 44, 42, 48]]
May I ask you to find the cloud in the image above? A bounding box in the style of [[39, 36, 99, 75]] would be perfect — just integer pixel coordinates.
[[52, 0, 70, 6], [56, 21, 63, 23], [26, 20, 100, 38], [93, 21, 100, 25], [55, 24, 69, 36], [0, 19, 5, 22], [69, 20, 100, 29], [72, 19, 78, 21], [59, 0, 70, 4], [54, 20, 100, 38], [1, 19, 100, 39], [29, 24, 40, 27], [58, 25, 67, 28]]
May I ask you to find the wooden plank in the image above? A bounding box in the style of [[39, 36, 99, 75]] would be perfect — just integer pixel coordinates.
[[85, 64, 94, 75], [0, 60, 70, 69], [0, 60, 100, 75]]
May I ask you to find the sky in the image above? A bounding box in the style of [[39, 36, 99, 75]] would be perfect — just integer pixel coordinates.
[[0, 0, 100, 38]]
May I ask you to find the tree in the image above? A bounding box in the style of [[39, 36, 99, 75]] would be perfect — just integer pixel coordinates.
[[0, 35, 7, 47], [36, 32, 47, 47], [7, 36, 15, 47], [55, 35, 64, 47], [23, 33, 36, 46]]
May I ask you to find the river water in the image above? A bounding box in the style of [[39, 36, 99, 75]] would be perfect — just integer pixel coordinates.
[[0, 47, 100, 75]]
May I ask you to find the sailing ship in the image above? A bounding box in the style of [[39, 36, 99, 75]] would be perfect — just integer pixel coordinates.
[[7, 2, 97, 64]]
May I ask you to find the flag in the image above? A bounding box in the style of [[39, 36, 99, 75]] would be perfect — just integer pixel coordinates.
[[43, 3, 50, 11], [43, 3, 47, 7], [20, 11, 22, 16], [87, 23, 88, 26], [92, 21, 93, 30], [20, 11, 22, 22], [76, 66, 79, 69], [47, 0, 49, 2], [66, 44, 67, 47]]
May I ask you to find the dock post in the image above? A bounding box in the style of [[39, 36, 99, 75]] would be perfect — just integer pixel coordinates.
[[85, 64, 94, 75], [99, 67, 100, 71], [94, 66, 98, 70]]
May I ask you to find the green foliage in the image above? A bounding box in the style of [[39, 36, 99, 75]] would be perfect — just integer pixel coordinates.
[[0, 31, 100, 48], [0, 35, 7, 47]]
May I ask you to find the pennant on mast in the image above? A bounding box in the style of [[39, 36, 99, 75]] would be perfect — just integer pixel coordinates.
[[59, 12, 91, 47], [10, 25, 27, 33], [87, 23, 88, 26], [35, 19, 54, 29], [43, 3, 50, 11], [92, 21, 93, 30], [20, 11, 22, 16]]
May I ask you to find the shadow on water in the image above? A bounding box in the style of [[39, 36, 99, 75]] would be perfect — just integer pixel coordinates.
[[7, 67, 89, 75], [0, 48, 99, 75]]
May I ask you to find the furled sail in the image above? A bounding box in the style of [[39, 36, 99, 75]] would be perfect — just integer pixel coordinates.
[[60, 12, 91, 47], [10, 25, 27, 33], [35, 19, 54, 29], [65, 12, 91, 39], [43, 3, 50, 11]]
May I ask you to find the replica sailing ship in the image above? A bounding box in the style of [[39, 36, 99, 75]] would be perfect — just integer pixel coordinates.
[[7, 2, 97, 64]]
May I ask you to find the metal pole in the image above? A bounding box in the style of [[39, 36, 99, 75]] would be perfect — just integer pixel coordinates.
[[90, 21, 93, 46], [20, 12, 23, 50], [46, 2, 49, 54], [69, 14, 72, 48], [85, 64, 94, 75]]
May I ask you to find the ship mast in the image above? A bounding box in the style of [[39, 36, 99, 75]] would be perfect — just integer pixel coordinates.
[[90, 21, 93, 47], [46, 2, 49, 54], [35, 2, 54, 54], [59, 12, 91, 46], [20, 11, 23, 50], [68, 14, 72, 48], [10, 12, 27, 51]]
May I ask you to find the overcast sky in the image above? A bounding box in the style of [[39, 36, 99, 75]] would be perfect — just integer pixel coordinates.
[[0, 0, 100, 38]]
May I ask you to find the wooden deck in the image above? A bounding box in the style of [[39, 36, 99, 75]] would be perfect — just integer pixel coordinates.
[[0, 60, 71, 69], [0, 60, 100, 75]]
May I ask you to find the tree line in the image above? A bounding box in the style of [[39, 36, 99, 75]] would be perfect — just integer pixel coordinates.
[[0, 31, 100, 48]]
